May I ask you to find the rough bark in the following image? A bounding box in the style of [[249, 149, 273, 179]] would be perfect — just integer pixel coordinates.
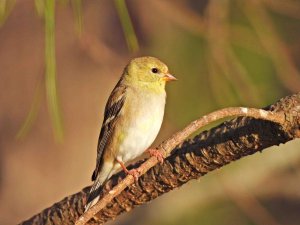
[[20, 92, 300, 225]]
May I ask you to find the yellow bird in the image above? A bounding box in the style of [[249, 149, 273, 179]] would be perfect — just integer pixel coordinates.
[[85, 56, 176, 211]]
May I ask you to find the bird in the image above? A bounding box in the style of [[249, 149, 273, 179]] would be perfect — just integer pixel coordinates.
[[85, 56, 177, 211]]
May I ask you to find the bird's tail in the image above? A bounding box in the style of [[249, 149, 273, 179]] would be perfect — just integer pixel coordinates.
[[85, 175, 107, 212]]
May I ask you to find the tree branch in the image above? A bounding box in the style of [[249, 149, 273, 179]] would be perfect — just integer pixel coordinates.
[[76, 107, 284, 225], [19, 92, 300, 225]]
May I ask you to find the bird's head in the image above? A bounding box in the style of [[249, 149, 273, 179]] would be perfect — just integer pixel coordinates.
[[124, 56, 177, 86]]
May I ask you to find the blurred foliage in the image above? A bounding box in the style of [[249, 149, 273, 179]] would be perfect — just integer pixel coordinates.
[[142, 0, 300, 130], [149, 199, 254, 225], [145, 195, 300, 225], [0, 0, 15, 26], [8, 0, 299, 140], [71, 0, 83, 36], [114, 0, 139, 52], [16, 79, 43, 139], [14, 0, 138, 141], [34, 0, 44, 17], [44, 0, 64, 141]]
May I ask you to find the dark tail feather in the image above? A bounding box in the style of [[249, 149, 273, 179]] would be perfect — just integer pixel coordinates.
[[85, 176, 105, 212], [91, 169, 97, 181]]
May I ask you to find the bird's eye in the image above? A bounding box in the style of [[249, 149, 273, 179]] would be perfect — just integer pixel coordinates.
[[151, 68, 158, 73]]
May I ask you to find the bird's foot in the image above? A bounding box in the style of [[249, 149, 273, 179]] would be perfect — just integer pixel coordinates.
[[127, 169, 140, 181], [147, 148, 164, 164], [116, 158, 140, 181]]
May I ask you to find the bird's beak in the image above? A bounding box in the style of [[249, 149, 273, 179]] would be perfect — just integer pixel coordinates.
[[162, 73, 177, 82]]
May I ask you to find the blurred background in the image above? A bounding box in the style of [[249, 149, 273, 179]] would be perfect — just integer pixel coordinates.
[[1, 0, 300, 224]]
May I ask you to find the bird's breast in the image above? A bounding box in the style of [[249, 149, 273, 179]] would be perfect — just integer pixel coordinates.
[[118, 90, 166, 162]]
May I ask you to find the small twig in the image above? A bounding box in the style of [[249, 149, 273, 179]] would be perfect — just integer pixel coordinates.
[[76, 107, 285, 225]]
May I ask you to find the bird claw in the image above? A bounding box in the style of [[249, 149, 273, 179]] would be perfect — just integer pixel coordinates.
[[147, 148, 164, 164], [127, 169, 140, 181], [116, 158, 139, 180]]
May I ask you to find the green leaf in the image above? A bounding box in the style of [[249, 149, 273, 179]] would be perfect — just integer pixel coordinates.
[[34, 0, 44, 17], [45, 0, 64, 141], [0, 0, 16, 26], [71, 0, 83, 36], [114, 0, 139, 52], [16, 80, 43, 139]]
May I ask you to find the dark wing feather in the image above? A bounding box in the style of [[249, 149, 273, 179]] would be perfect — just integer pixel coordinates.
[[91, 83, 127, 181]]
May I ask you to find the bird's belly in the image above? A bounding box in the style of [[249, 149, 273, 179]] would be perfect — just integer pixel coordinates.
[[118, 97, 165, 163]]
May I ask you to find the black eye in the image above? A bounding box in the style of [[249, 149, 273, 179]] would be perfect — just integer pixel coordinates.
[[151, 68, 158, 73]]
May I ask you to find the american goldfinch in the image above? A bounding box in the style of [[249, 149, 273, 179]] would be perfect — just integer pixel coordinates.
[[85, 56, 176, 211]]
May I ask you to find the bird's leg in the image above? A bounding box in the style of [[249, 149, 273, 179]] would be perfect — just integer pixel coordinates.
[[116, 158, 140, 181], [147, 148, 164, 164]]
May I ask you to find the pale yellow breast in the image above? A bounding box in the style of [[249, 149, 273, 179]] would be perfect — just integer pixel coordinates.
[[117, 85, 166, 163]]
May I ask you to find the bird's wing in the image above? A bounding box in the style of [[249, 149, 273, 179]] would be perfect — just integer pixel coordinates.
[[92, 82, 127, 181]]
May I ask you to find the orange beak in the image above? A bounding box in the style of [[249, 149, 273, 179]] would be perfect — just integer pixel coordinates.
[[162, 73, 177, 82]]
